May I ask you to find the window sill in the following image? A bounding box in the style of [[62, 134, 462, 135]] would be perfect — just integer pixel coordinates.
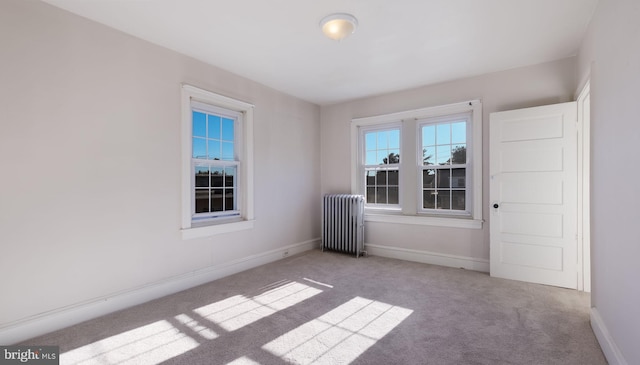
[[181, 219, 255, 240], [365, 213, 483, 229]]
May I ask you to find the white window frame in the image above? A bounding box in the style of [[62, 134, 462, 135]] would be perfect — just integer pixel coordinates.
[[417, 112, 473, 217], [359, 123, 402, 212], [191, 101, 242, 222], [181, 84, 255, 239], [350, 100, 483, 229]]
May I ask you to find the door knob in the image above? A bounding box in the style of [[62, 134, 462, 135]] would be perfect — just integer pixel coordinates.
[[493, 203, 499, 209]]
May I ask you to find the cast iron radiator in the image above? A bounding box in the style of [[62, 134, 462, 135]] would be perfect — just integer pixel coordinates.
[[322, 194, 365, 257]]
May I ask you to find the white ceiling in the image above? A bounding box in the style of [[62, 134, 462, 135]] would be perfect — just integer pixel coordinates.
[[41, 0, 598, 105]]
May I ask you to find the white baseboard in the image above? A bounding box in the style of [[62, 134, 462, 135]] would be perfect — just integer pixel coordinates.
[[364, 243, 489, 272], [0, 239, 319, 345], [591, 307, 628, 365]]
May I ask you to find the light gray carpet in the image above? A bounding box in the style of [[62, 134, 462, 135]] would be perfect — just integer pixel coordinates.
[[23, 249, 607, 364]]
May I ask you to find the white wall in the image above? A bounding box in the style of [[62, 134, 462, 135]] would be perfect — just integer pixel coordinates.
[[0, 0, 320, 341], [578, 0, 640, 363], [320, 58, 577, 264]]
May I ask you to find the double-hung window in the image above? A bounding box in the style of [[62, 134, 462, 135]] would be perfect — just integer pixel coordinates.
[[192, 102, 240, 220], [419, 113, 471, 215], [351, 100, 482, 229], [362, 126, 401, 207], [181, 85, 255, 239]]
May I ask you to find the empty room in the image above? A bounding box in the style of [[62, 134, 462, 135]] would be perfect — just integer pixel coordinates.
[[1, 0, 638, 364]]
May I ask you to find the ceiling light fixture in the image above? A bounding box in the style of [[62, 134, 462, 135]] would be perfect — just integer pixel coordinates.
[[320, 13, 358, 41]]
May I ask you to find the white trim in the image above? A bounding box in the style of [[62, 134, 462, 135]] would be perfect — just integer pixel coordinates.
[[365, 243, 489, 272], [352, 100, 480, 125], [0, 239, 320, 345], [591, 307, 628, 365], [365, 213, 482, 229], [181, 219, 255, 240], [576, 80, 591, 292], [181, 84, 255, 236], [183, 84, 254, 111]]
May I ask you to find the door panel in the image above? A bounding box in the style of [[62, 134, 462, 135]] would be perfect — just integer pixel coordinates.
[[500, 173, 563, 204], [490, 102, 577, 289], [499, 143, 564, 172], [500, 241, 563, 270], [498, 114, 564, 141]]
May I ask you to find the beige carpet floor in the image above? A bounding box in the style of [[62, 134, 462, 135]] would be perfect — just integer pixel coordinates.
[[23, 249, 607, 364]]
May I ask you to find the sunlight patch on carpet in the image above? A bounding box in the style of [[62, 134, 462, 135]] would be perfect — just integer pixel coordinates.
[[194, 281, 322, 331], [262, 296, 413, 364], [60, 319, 199, 365]]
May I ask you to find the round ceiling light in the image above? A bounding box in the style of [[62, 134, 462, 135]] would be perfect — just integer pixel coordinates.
[[320, 13, 358, 41]]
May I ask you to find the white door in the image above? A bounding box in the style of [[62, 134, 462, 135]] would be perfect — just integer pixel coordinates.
[[490, 102, 577, 289]]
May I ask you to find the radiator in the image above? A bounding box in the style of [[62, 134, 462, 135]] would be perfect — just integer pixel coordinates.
[[322, 194, 365, 257]]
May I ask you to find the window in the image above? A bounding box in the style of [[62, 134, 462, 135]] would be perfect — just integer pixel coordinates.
[[351, 101, 482, 229], [420, 114, 470, 215], [362, 126, 401, 207], [181, 85, 254, 239], [192, 103, 240, 220]]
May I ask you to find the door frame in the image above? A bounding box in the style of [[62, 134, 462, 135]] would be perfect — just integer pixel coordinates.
[[576, 79, 591, 292]]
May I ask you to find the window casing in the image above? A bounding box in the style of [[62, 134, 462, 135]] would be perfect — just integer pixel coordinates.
[[181, 85, 254, 239], [351, 101, 482, 229]]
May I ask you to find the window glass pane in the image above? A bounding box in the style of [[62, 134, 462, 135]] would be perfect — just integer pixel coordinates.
[[211, 189, 224, 211], [388, 187, 399, 204], [365, 132, 376, 151], [195, 189, 209, 213], [423, 169, 435, 188], [436, 145, 451, 165], [222, 118, 234, 141], [451, 145, 466, 164], [377, 170, 387, 185], [422, 125, 435, 146], [437, 169, 451, 188], [436, 190, 451, 209], [193, 138, 207, 159], [366, 170, 376, 186], [451, 190, 465, 210], [388, 170, 399, 185], [208, 140, 221, 160], [195, 166, 209, 187], [436, 124, 450, 144], [222, 141, 234, 161], [208, 115, 221, 140], [224, 189, 235, 211], [451, 168, 466, 188], [225, 167, 235, 187], [377, 131, 388, 149], [366, 187, 376, 204], [193, 112, 206, 137], [211, 167, 224, 187], [451, 122, 466, 144], [365, 151, 377, 165], [388, 129, 400, 149], [422, 147, 434, 165], [423, 190, 435, 209], [376, 187, 387, 204], [377, 150, 389, 165]]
